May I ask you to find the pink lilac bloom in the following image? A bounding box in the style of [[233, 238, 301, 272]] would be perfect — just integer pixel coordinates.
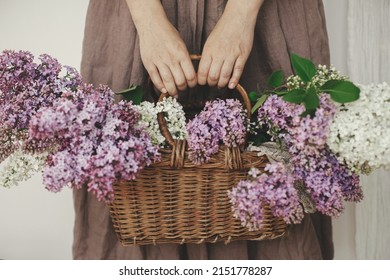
[[187, 99, 248, 164], [229, 163, 304, 231], [29, 86, 160, 203]]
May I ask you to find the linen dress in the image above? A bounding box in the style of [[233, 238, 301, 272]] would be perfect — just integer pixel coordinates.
[[73, 0, 333, 260]]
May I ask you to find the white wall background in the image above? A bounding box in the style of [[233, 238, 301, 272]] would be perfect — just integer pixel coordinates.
[[348, 0, 390, 260], [322, 0, 357, 260], [0, 0, 89, 260], [0, 0, 365, 260]]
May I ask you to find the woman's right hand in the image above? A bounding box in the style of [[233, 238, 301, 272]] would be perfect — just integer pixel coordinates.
[[126, 0, 196, 96]]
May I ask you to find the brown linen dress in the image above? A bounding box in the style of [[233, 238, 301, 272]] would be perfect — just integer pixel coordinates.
[[73, 0, 334, 260]]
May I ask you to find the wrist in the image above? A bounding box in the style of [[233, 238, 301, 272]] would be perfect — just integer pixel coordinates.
[[126, 0, 168, 30], [225, 0, 264, 24]]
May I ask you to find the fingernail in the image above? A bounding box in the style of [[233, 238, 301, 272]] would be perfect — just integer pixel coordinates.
[[161, 88, 167, 94], [229, 82, 235, 89]]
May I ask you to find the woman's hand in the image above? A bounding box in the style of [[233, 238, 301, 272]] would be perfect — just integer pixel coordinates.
[[198, 0, 264, 89], [126, 0, 196, 96]]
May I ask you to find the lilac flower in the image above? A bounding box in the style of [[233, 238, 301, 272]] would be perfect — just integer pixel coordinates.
[[29, 87, 160, 202], [0, 50, 82, 131], [229, 163, 304, 231], [256, 93, 363, 217], [187, 99, 248, 164], [257, 94, 305, 140], [1, 50, 160, 202], [0, 50, 84, 163], [0, 129, 27, 162]]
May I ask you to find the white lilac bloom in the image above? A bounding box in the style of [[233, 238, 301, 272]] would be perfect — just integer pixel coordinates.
[[286, 64, 347, 90], [0, 149, 46, 188], [135, 97, 187, 147], [135, 101, 165, 146], [328, 83, 390, 173], [156, 97, 187, 141]]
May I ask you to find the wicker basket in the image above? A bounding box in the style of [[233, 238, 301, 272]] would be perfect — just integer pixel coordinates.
[[108, 58, 287, 246]]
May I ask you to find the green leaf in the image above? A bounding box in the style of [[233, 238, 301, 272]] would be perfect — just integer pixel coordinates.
[[251, 94, 268, 114], [290, 53, 317, 83], [249, 91, 258, 102], [267, 70, 284, 88], [275, 91, 288, 96], [321, 80, 360, 103], [117, 85, 143, 105], [282, 89, 306, 104], [252, 133, 272, 146], [300, 109, 316, 118], [303, 87, 320, 109]]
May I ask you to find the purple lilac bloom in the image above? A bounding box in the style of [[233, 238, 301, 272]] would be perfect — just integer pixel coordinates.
[[187, 99, 248, 164], [29, 87, 160, 203], [257, 94, 305, 141], [229, 163, 304, 231], [1, 50, 160, 202], [0, 50, 82, 131], [0, 50, 84, 161], [256, 93, 363, 217], [328, 152, 363, 202]]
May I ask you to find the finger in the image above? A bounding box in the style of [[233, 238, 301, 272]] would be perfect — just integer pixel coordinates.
[[147, 64, 167, 94], [170, 64, 187, 92], [217, 57, 236, 88], [228, 56, 246, 89], [207, 58, 223, 87], [180, 58, 197, 88], [197, 55, 212, 85], [157, 64, 177, 96]]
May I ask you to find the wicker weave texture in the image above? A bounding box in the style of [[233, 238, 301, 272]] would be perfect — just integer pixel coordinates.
[[109, 144, 287, 246]]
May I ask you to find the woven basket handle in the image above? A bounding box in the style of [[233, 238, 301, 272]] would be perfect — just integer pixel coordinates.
[[157, 54, 252, 147]]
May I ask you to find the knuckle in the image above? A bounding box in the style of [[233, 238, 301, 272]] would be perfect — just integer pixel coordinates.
[[186, 72, 196, 81], [221, 71, 231, 79], [162, 75, 173, 83], [176, 53, 188, 63], [230, 76, 239, 83], [198, 70, 207, 78], [234, 64, 244, 72]]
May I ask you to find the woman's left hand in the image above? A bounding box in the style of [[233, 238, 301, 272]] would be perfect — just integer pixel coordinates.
[[198, 0, 264, 89]]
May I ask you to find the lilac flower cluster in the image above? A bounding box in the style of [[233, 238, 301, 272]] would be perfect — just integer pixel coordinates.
[[29, 85, 160, 202], [186, 99, 248, 164], [0, 129, 27, 163], [264, 94, 362, 215], [1, 50, 160, 202], [231, 93, 363, 229], [0, 50, 81, 131], [0, 50, 85, 162], [257, 94, 305, 141], [229, 163, 304, 231]]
